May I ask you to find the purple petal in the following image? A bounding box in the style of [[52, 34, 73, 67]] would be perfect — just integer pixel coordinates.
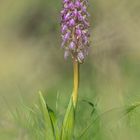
[[77, 51, 85, 63], [64, 12, 71, 20], [69, 42, 76, 50], [76, 28, 82, 37], [69, 19, 75, 26], [63, 0, 69, 3], [77, 12, 84, 21], [61, 25, 68, 34], [68, 2, 74, 9], [64, 32, 70, 40], [75, 0, 82, 8]]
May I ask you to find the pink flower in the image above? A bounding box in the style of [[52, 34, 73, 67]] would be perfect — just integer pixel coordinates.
[[61, 0, 90, 63]]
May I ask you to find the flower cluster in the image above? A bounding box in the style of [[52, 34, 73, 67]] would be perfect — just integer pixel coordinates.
[[61, 0, 90, 63]]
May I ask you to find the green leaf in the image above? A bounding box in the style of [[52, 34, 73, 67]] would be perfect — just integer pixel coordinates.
[[47, 106, 60, 140], [61, 97, 75, 140], [39, 91, 55, 140]]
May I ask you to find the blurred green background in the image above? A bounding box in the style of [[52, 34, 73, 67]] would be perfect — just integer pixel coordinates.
[[0, 0, 140, 140]]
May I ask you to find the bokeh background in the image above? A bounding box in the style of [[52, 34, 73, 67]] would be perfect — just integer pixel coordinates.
[[0, 0, 140, 140]]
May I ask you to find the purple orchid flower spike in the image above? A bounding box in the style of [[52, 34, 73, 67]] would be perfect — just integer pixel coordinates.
[[61, 0, 90, 63]]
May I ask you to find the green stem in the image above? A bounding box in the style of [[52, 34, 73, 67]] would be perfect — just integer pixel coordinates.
[[72, 59, 79, 108]]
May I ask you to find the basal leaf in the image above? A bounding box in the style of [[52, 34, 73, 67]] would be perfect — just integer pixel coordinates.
[[47, 106, 60, 140], [61, 97, 75, 140], [39, 91, 55, 140]]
